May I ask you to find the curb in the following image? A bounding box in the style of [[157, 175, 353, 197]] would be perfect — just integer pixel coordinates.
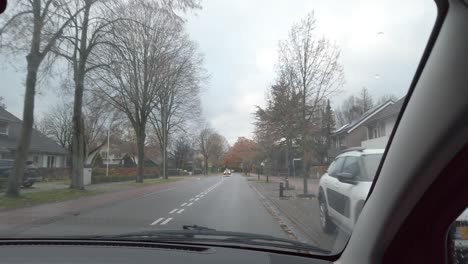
[[248, 181, 322, 246]]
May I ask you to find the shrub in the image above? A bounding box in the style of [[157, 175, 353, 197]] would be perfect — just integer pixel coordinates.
[[0, 178, 6, 190], [91, 173, 160, 184]]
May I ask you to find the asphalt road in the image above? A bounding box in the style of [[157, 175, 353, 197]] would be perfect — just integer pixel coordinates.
[[17, 173, 288, 239]]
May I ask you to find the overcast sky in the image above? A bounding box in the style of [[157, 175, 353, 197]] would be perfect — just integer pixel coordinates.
[[0, 0, 436, 144]]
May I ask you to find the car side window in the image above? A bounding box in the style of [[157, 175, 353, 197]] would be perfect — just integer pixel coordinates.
[[448, 207, 468, 264], [328, 157, 345, 177], [342, 157, 361, 178]]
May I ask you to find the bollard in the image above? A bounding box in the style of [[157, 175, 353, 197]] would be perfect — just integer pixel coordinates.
[[279, 182, 284, 198], [285, 178, 289, 190]]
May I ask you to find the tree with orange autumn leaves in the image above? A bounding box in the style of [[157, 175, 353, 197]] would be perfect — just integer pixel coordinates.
[[223, 137, 258, 174]]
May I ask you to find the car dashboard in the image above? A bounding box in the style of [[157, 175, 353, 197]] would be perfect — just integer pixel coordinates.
[[0, 240, 332, 264]]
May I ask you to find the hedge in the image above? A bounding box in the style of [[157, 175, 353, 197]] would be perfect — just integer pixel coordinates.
[[91, 173, 160, 184], [92, 167, 160, 177], [0, 178, 6, 190]]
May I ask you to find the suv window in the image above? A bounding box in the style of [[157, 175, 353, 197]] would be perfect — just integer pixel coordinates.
[[362, 154, 383, 181], [328, 157, 345, 176], [448, 207, 468, 264], [342, 157, 361, 178]]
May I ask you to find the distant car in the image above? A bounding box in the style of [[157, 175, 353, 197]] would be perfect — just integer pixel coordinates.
[[0, 159, 42, 187], [223, 169, 231, 176], [318, 148, 384, 234]]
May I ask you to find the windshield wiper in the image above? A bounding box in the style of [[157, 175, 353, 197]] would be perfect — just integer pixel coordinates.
[[93, 226, 329, 254], [182, 225, 216, 231]]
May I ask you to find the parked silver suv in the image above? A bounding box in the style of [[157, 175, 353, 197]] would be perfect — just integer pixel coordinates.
[[318, 148, 384, 234]]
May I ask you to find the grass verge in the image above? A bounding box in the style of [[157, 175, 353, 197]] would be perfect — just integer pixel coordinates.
[[0, 177, 183, 210], [0, 189, 97, 210]]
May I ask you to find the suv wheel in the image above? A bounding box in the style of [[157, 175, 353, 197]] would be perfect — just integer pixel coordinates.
[[319, 192, 335, 233]]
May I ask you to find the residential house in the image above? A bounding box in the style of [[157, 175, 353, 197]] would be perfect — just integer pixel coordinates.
[[86, 142, 160, 168], [361, 97, 405, 148], [329, 100, 395, 158], [0, 107, 68, 167]]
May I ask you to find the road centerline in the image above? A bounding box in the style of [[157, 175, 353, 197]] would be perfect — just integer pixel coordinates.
[[160, 218, 173, 225], [150, 217, 165, 226]]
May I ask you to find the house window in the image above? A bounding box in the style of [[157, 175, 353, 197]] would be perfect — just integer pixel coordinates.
[[47, 156, 55, 168], [0, 122, 8, 135]]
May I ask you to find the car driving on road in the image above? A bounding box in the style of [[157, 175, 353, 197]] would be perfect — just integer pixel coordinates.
[[0, 159, 41, 188], [318, 148, 384, 234]]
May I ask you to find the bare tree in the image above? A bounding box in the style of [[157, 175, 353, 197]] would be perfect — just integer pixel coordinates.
[[359, 87, 374, 112], [377, 94, 398, 105], [0, 0, 87, 197], [149, 31, 204, 179], [335, 95, 362, 126], [197, 126, 213, 175], [90, 0, 186, 182], [277, 11, 344, 193], [37, 101, 74, 151], [207, 132, 228, 171], [0, 96, 6, 109], [171, 135, 193, 171], [196, 127, 227, 174]]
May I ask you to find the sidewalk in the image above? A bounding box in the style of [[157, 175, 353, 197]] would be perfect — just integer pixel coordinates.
[[0, 177, 195, 236], [248, 177, 345, 252]]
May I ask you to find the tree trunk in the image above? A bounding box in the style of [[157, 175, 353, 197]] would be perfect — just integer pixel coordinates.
[[204, 156, 208, 175], [70, 66, 86, 190], [136, 126, 145, 183], [6, 55, 39, 197], [161, 107, 168, 179], [70, 117, 85, 189], [70, 0, 91, 190], [163, 131, 168, 179]]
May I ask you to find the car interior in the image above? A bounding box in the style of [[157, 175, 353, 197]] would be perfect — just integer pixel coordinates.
[[0, 0, 467, 263]]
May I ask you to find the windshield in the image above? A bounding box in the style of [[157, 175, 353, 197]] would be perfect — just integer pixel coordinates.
[[363, 154, 384, 181], [0, 0, 435, 257]]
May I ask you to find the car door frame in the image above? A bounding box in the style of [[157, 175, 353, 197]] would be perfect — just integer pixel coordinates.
[[324, 156, 346, 222], [332, 156, 362, 233]]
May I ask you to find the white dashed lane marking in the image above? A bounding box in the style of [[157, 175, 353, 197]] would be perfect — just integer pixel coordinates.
[[150, 218, 165, 226], [161, 218, 173, 225], [149, 178, 225, 226]]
